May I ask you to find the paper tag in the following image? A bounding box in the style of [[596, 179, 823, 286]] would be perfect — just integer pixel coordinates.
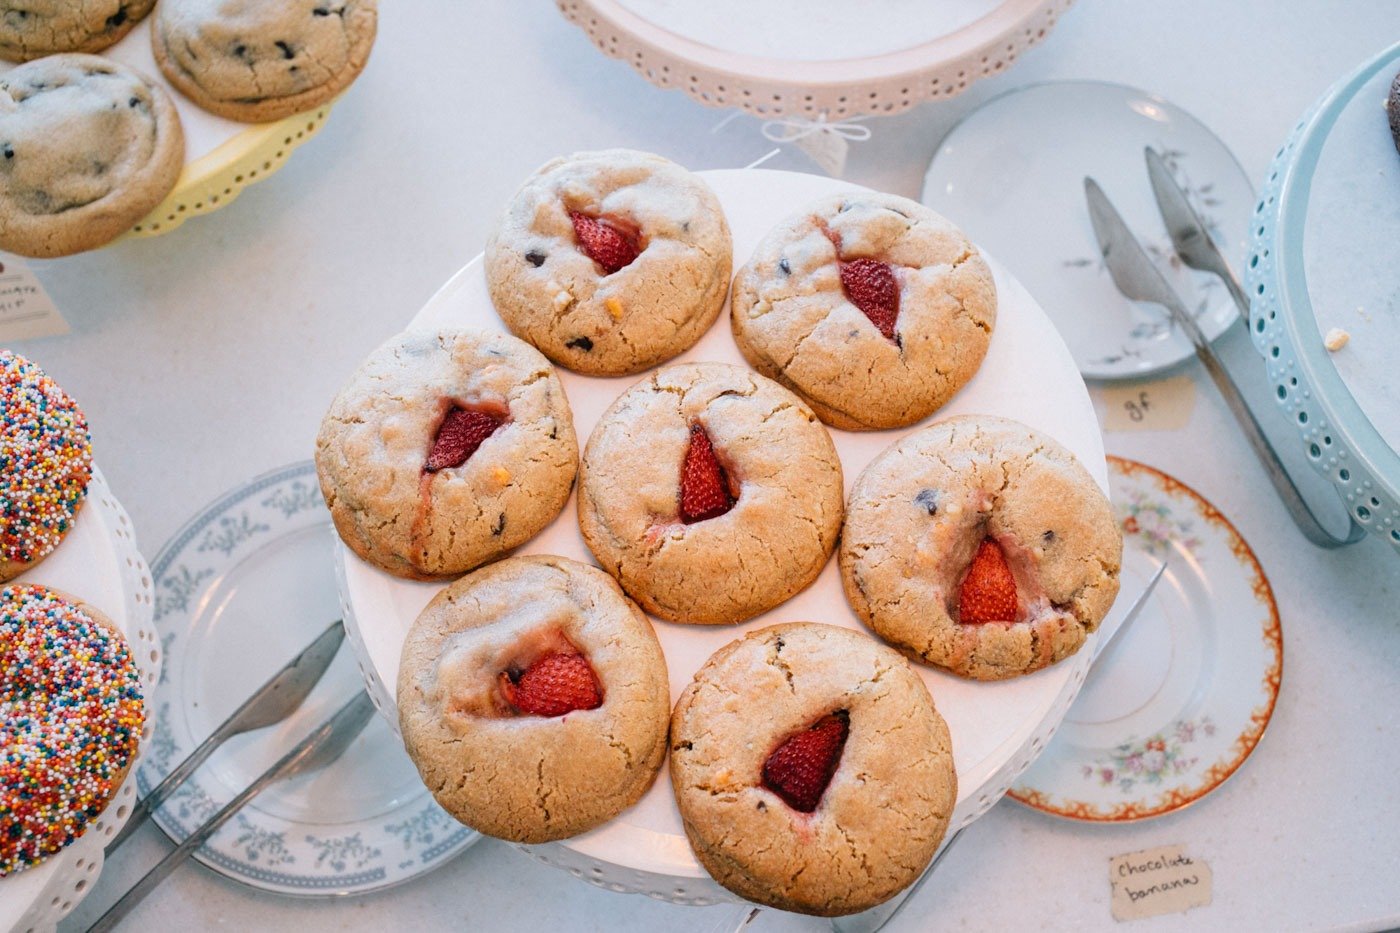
[[795, 129, 850, 177], [1109, 845, 1213, 921], [0, 256, 68, 341], [1094, 376, 1195, 432]]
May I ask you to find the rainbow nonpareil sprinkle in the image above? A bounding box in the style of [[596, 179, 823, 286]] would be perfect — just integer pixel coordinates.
[[1, 350, 92, 573], [0, 583, 143, 876]]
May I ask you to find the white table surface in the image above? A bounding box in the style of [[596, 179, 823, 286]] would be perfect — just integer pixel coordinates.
[[13, 1, 1395, 930]]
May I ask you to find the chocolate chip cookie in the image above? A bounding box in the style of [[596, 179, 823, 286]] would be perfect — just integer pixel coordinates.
[[670, 622, 956, 916], [315, 328, 578, 581], [0, 54, 183, 257], [0, 0, 154, 62], [731, 192, 996, 430], [485, 149, 732, 376], [578, 362, 843, 625], [840, 414, 1122, 681], [152, 0, 378, 123], [398, 555, 671, 844]]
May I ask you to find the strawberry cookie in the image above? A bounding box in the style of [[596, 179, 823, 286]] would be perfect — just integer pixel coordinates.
[[397, 555, 670, 843], [578, 362, 843, 625], [670, 623, 956, 916], [315, 328, 578, 580], [840, 415, 1122, 680], [731, 192, 996, 430], [484, 149, 732, 376]]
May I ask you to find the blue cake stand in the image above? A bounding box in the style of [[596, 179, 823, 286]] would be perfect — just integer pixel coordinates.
[[1246, 40, 1400, 553]]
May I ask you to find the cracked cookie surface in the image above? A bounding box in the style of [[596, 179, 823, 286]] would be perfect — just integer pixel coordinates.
[[839, 414, 1122, 680], [152, 0, 378, 123], [315, 328, 578, 580], [731, 192, 996, 430], [0, 0, 154, 61], [397, 555, 670, 844], [578, 362, 843, 625], [485, 149, 732, 376], [0, 54, 183, 257], [669, 622, 956, 916]]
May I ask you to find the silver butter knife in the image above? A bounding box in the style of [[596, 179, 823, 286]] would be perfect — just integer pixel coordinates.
[[88, 692, 376, 933], [106, 618, 347, 855], [829, 560, 1167, 933], [1084, 177, 1364, 548], [1143, 146, 1253, 318]]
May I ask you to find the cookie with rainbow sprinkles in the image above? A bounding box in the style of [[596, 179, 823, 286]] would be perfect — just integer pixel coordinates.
[[1, 350, 93, 583], [1, 582, 144, 876]]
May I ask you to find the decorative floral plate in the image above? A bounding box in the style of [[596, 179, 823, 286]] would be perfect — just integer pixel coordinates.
[[922, 81, 1255, 380], [1008, 456, 1283, 821], [138, 462, 478, 897]]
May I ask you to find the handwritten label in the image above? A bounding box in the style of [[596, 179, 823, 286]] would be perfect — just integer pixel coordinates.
[[0, 255, 68, 341], [1109, 844, 1212, 921], [1094, 376, 1195, 433]]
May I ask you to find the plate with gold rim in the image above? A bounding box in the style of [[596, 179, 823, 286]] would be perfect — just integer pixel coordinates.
[[1008, 456, 1283, 822]]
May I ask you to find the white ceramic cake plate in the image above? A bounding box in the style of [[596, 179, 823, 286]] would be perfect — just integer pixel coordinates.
[[1, 468, 158, 933], [339, 168, 1113, 906], [557, 0, 1074, 118], [0, 24, 334, 243], [922, 81, 1256, 381], [135, 462, 478, 899], [1009, 457, 1282, 821]]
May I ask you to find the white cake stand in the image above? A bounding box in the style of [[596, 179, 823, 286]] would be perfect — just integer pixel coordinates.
[[339, 169, 1110, 905], [0, 469, 159, 933], [555, 0, 1076, 118]]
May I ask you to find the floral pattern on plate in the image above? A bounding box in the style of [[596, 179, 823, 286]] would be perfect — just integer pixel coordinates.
[[1008, 457, 1283, 822], [137, 462, 478, 895], [1082, 716, 1216, 792], [1117, 485, 1203, 558]]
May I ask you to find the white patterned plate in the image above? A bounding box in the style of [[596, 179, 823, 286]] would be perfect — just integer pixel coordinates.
[[138, 462, 478, 897], [923, 81, 1255, 381], [1008, 456, 1283, 821], [1, 468, 158, 933]]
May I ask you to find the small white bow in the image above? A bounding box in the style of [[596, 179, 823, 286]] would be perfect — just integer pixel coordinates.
[[760, 114, 872, 144]]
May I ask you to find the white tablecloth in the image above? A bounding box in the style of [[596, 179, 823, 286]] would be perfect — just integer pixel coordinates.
[[27, 1, 1398, 930]]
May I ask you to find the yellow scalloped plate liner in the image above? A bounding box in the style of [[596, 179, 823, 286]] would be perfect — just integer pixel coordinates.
[[118, 102, 334, 241]]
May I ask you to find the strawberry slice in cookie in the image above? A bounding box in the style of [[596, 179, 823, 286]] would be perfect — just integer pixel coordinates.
[[839, 258, 900, 341], [671, 623, 956, 916], [679, 424, 736, 523], [761, 710, 849, 813], [957, 538, 1020, 624], [425, 406, 505, 473], [569, 212, 642, 274], [499, 651, 603, 718]]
